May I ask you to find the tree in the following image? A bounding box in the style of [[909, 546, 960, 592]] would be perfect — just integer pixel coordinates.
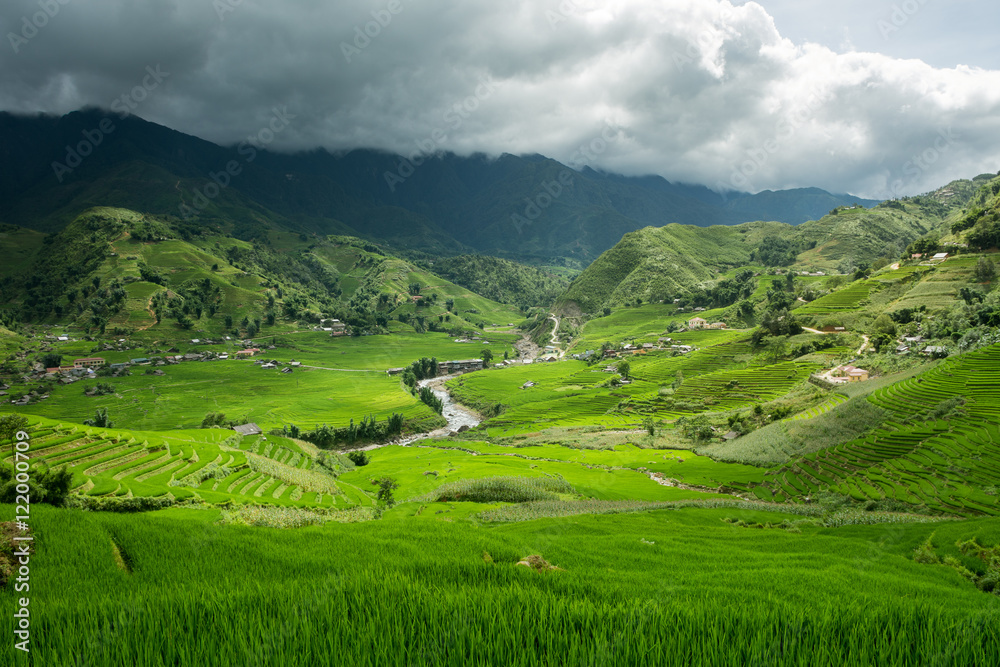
[[347, 451, 370, 466], [767, 337, 787, 363], [481, 348, 494, 365], [84, 408, 114, 428], [376, 476, 399, 507], [974, 257, 997, 283], [40, 353, 62, 369], [616, 360, 631, 380], [0, 413, 28, 457]]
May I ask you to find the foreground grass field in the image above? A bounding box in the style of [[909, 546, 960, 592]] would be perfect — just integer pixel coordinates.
[[3, 504, 998, 666]]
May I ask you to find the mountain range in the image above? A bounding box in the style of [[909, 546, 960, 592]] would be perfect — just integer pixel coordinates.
[[0, 109, 880, 266]]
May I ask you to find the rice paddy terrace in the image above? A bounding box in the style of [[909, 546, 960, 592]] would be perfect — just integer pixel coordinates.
[[753, 344, 1000, 516], [1, 417, 368, 509]]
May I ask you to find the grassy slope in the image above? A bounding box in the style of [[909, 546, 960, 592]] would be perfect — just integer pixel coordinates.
[[3, 503, 998, 666]]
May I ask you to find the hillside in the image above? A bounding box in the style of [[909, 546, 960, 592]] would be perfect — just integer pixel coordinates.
[[557, 178, 993, 314], [1, 109, 880, 265], [0, 207, 527, 336]]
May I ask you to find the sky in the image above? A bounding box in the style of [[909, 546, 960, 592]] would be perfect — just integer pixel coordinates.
[[2, 0, 999, 199]]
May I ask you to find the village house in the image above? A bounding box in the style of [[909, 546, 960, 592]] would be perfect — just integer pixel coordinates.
[[235, 348, 261, 358], [73, 357, 106, 369], [687, 317, 708, 329], [129, 357, 151, 365], [930, 253, 949, 262], [439, 359, 485, 374], [232, 423, 262, 436], [831, 364, 870, 383], [386, 367, 405, 375], [708, 322, 727, 330]]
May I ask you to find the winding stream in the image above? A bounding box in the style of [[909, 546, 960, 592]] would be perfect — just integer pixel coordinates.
[[342, 374, 482, 451]]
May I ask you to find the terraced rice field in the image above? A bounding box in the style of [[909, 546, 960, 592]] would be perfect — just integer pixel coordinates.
[[796, 280, 874, 314], [3, 417, 358, 508], [785, 393, 848, 421], [745, 344, 1000, 516]]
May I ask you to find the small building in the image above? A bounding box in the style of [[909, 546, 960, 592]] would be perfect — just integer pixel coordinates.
[[922, 346, 948, 357], [129, 358, 150, 365], [386, 367, 405, 375], [930, 253, 949, 262], [57, 336, 70, 342], [833, 364, 869, 382], [642, 343, 655, 350], [233, 423, 262, 436], [688, 317, 708, 329], [820, 326, 848, 333], [709, 322, 727, 330], [895, 344, 910, 354], [848, 368, 869, 382], [235, 348, 261, 358], [439, 359, 484, 374], [73, 357, 106, 369]]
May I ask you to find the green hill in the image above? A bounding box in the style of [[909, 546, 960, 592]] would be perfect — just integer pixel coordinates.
[[0, 207, 524, 337], [558, 177, 993, 315]]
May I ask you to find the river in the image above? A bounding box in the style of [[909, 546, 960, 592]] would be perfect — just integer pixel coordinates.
[[346, 374, 482, 451]]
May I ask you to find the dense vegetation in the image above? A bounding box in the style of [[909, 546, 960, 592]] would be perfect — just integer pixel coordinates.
[[1, 164, 1000, 665]]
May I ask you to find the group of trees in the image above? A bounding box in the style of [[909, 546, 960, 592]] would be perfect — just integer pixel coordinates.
[[301, 413, 405, 448]]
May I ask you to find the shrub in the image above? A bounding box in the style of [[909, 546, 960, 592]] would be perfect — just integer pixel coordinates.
[[431, 476, 574, 503], [347, 451, 370, 466]]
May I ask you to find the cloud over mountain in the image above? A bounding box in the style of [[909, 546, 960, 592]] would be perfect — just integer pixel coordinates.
[[2, 0, 999, 198]]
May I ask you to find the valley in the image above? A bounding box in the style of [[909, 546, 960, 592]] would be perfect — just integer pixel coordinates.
[[2, 165, 1000, 666]]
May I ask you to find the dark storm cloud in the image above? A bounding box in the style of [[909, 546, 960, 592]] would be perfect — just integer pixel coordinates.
[[2, 0, 999, 198]]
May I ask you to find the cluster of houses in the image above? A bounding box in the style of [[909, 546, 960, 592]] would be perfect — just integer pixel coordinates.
[[686, 317, 728, 330], [318, 319, 347, 336], [601, 339, 694, 360], [255, 358, 302, 373], [829, 364, 870, 384], [386, 358, 485, 377], [893, 336, 947, 356]]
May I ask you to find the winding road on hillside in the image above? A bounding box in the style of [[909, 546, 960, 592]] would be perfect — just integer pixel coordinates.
[[548, 315, 567, 358]]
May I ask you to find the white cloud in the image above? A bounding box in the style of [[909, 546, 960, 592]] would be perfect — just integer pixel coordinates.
[[1, 0, 998, 197]]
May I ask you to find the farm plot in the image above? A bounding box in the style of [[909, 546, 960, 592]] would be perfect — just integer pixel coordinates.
[[2, 417, 357, 508], [4, 361, 438, 432], [745, 344, 1000, 516], [795, 281, 874, 314]]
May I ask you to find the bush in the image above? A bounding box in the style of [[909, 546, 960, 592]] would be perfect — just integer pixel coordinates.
[[347, 451, 370, 466], [0, 464, 73, 506], [431, 476, 574, 503]]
